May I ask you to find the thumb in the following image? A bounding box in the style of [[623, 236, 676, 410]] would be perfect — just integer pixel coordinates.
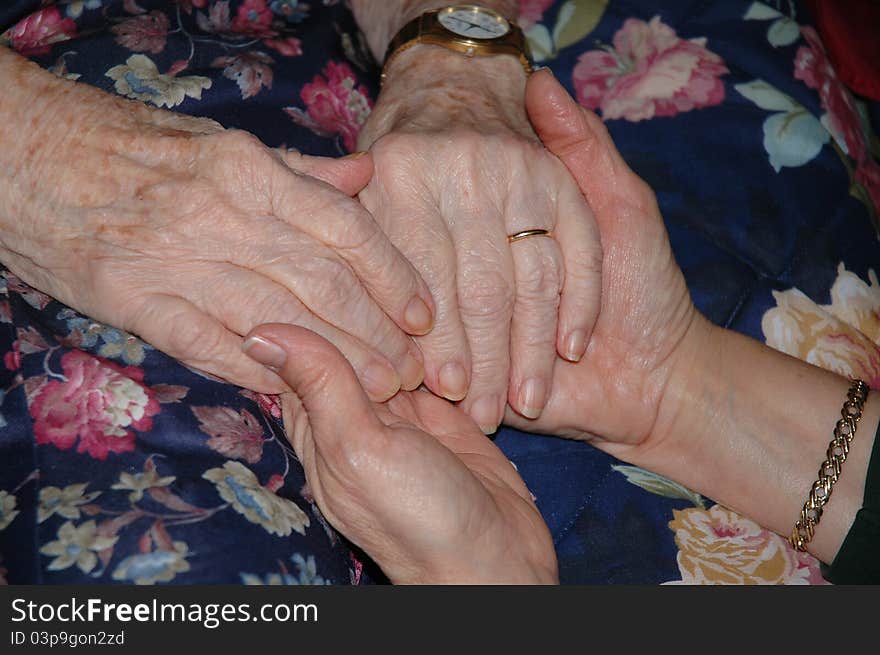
[[525, 69, 645, 219], [241, 324, 382, 445], [276, 149, 374, 196]]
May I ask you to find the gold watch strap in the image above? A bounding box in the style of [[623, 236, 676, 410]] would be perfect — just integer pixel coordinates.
[[381, 8, 532, 84]]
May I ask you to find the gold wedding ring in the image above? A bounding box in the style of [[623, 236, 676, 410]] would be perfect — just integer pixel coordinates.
[[507, 229, 552, 244]]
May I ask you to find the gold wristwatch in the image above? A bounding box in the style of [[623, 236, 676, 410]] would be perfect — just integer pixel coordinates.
[[381, 4, 533, 84]]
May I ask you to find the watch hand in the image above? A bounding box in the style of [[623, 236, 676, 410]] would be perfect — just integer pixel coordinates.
[[449, 16, 481, 33], [463, 20, 487, 31]]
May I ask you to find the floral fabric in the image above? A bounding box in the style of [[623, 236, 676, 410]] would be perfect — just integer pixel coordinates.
[[1, 0, 879, 585]]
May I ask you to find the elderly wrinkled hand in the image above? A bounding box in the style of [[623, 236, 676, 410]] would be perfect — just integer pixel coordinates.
[[0, 49, 435, 399], [356, 48, 603, 434], [502, 69, 704, 457], [242, 323, 558, 584]]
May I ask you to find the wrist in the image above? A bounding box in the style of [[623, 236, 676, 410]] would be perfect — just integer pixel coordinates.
[[351, 1, 519, 63], [643, 317, 880, 563], [401, 553, 558, 585], [0, 49, 75, 251], [0, 49, 65, 176], [358, 44, 533, 148], [646, 314, 723, 466]]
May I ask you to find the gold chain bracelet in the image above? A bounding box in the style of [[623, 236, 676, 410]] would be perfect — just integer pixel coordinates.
[[789, 378, 869, 552]]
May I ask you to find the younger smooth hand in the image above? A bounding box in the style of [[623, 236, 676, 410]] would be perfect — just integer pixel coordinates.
[[242, 324, 558, 585]]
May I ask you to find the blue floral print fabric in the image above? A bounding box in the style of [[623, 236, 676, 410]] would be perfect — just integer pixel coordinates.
[[1, 0, 878, 585]]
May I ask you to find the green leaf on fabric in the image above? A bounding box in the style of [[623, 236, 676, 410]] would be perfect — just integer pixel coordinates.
[[763, 110, 829, 172], [611, 465, 705, 508], [767, 17, 800, 47], [552, 0, 608, 51], [743, 2, 783, 20], [735, 79, 799, 112], [526, 24, 555, 62]]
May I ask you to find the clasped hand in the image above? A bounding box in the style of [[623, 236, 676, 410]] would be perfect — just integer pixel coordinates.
[[357, 48, 603, 433], [1, 59, 435, 401]]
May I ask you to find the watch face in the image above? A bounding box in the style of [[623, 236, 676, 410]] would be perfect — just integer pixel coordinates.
[[438, 5, 511, 40]]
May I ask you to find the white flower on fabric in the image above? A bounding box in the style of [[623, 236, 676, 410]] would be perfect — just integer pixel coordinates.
[[666, 505, 827, 584], [203, 461, 309, 536], [106, 54, 212, 108], [39, 521, 118, 573], [762, 263, 880, 387], [38, 483, 100, 523], [112, 541, 190, 585], [111, 470, 175, 503], [0, 491, 19, 530]]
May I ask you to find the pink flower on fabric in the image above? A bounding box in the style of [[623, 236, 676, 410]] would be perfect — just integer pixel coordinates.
[[297, 61, 373, 152], [794, 26, 880, 211], [6, 7, 77, 56], [264, 36, 302, 56], [3, 342, 21, 371], [517, 0, 554, 29], [191, 405, 266, 464], [180, 0, 209, 11], [30, 351, 160, 460], [239, 389, 282, 420], [232, 0, 274, 36], [572, 16, 728, 121], [212, 52, 275, 99], [111, 11, 170, 55]]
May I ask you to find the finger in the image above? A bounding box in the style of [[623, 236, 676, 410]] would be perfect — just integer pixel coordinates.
[[124, 293, 286, 394], [238, 234, 425, 392], [525, 68, 640, 220], [375, 206, 473, 403], [191, 264, 415, 400], [269, 171, 437, 337], [454, 213, 516, 434], [507, 233, 563, 420], [276, 148, 374, 196], [553, 181, 603, 362], [242, 324, 384, 458]]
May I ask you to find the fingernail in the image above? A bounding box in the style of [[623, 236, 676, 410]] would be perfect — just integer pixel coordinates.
[[362, 362, 400, 400], [470, 395, 500, 434], [564, 329, 587, 362], [242, 335, 287, 370], [403, 296, 433, 334], [438, 361, 468, 401], [518, 377, 547, 419], [343, 150, 369, 159], [398, 351, 424, 391]]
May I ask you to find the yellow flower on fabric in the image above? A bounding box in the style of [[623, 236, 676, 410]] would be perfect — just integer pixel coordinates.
[[111, 469, 175, 503], [40, 520, 118, 574], [667, 505, 826, 584], [106, 54, 212, 108], [112, 541, 190, 585], [762, 263, 880, 386], [203, 461, 309, 537], [0, 491, 19, 530], [38, 483, 100, 523]]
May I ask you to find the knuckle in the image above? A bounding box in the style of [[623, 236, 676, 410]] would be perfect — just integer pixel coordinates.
[[125, 297, 223, 364], [517, 252, 563, 301], [568, 241, 603, 282], [630, 175, 659, 211], [204, 130, 276, 187], [331, 205, 380, 252], [163, 318, 221, 362], [469, 352, 508, 383], [300, 256, 361, 310], [248, 289, 308, 328], [458, 269, 514, 320], [215, 128, 266, 156]]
